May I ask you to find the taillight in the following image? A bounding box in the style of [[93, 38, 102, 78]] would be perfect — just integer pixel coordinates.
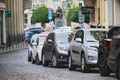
[[110, 40, 113, 48]]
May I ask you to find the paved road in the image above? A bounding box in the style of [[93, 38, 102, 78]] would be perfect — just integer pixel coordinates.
[[0, 49, 117, 80]]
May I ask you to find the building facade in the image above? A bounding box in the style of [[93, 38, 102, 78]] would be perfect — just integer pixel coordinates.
[[85, 0, 120, 29], [5, 0, 24, 45]]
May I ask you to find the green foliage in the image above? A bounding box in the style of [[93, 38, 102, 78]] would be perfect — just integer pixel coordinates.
[[84, 13, 90, 23], [67, 7, 81, 25], [31, 6, 55, 23]]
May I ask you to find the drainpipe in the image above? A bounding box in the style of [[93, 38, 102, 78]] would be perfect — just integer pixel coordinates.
[[97, 0, 100, 27], [112, 0, 114, 26]]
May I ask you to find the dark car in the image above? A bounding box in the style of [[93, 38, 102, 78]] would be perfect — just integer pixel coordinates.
[[98, 26, 120, 79], [41, 32, 69, 67]]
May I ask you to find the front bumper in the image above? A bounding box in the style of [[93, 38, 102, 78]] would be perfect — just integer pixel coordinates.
[[56, 51, 68, 64], [85, 50, 98, 65]]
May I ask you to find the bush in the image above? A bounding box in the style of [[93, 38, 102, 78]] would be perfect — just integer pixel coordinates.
[[31, 6, 55, 24], [67, 7, 82, 25]]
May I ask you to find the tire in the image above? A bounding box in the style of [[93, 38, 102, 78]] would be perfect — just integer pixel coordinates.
[[28, 51, 31, 62], [52, 55, 58, 67], [31, 56, 35, 64], [98, 54, 110, 76], [81, 54, 89, 73], [35, 54, 41, 65], [42, 54, 48, 66], [68, 54, 76, 70], [116, 58, 120, 80]]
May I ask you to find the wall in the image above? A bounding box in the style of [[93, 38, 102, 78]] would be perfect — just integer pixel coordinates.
[[114, 0, 120, 26]]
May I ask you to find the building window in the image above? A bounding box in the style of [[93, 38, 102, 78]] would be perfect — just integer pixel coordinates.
[[32, 0, 36, 10], [24, 14, 28, 23], [78, 0, 84, 6], [40, 0, 46, 7]]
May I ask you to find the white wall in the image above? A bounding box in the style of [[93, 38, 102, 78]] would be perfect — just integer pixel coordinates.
[[114, 0, 120, 26]]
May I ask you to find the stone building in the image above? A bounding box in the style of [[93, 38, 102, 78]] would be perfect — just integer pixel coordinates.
[[85, 0, 120, 29], [5, 0, 24, 46], [0, 0, 31, 50]]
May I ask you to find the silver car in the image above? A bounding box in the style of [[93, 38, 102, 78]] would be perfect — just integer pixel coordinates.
[[68, 28, 107, 72]]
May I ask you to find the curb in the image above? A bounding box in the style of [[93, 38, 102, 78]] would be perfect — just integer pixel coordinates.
[[0, 47, 27, 54]]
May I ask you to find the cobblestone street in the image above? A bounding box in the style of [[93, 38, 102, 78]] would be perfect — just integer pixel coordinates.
[[0, 49, 117, 80]]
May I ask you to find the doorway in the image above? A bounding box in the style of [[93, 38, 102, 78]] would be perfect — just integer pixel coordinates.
[[0, 11, 3, 45]]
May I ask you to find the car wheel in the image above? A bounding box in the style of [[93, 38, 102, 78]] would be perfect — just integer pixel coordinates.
[[35, 54, 41, 65], [68, 54, 76, 70], [98, 54, 110, 76], [28, 50, 31, 62], [31, 56, 35, 64], [81, 54, 89, 73], [52, 55, 58, 67], [116, 58, 120, 79], [42, 54, 48, 66]]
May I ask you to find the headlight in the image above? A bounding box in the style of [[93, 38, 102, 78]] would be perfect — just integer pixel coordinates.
[[57, 46, 64, 51], [86, 46, 98, 51]]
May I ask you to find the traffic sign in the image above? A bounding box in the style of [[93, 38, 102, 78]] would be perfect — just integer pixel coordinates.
[[48, 8, 52, 20], [78, 11, 84, 23]]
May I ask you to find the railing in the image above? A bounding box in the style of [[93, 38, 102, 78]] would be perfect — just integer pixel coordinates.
[[0, 33, 27, 53]]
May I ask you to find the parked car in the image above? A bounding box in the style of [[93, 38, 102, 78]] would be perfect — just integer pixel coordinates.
[[98, 26, 120, 79], [31, 32, 49, 65], [28, 34, 40, 62], [68, 28, 107, 72], [41, 32, 69, 67], [54, 26, 72, 33], [24, 26, 44, 43]]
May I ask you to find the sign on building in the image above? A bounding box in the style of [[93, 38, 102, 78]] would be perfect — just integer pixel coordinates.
[[82, 7, 94, 14], [5, 11, 11, 18]]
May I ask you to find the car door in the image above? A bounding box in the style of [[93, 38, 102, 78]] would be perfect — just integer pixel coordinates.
[[43, 33, 55, 60], [70, 30, 83, 64], [37, 36, 46, 61], [108, 27, 120, 68]]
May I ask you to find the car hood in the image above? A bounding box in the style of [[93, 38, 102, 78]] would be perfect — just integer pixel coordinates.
[[85, 41, 99, 48], [57, 42, 69, 50]]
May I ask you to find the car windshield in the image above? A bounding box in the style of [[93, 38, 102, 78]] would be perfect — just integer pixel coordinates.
[[39, 37, 46, 45], [29, 27, 44, 34], [55, 33, 69, 43], [86, 30, 106, 42]]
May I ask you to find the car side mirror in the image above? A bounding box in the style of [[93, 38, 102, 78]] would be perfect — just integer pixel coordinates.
[[32, 42, 37, 46], [75, 38, 82, 43], [47, 39, 53, 43], [99, 35, 105, 41]]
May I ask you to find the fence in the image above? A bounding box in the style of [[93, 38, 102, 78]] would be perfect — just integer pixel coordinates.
[[0, 33, 27, 53]]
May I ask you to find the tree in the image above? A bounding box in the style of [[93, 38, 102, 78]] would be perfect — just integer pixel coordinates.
[[67, 7, 81, 25], [31, 6, 55, 25]]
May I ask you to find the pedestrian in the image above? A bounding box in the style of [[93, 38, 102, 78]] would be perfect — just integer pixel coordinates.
[[80, 24, 84, 29]]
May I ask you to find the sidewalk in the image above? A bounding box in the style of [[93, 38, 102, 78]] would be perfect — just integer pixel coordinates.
[[0, 41, 27, 54]]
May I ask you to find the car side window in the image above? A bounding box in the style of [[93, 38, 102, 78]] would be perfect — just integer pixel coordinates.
[[36, 38, 39, 45], [46, 33, 55, 43], [74, 30, 84, 42], [107, 27, 120, 39]]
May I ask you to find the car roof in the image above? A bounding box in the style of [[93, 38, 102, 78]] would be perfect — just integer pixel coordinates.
[[80, 28, 108, 32], [24, 26, 43, 31], [38, 32, 49, 38]]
